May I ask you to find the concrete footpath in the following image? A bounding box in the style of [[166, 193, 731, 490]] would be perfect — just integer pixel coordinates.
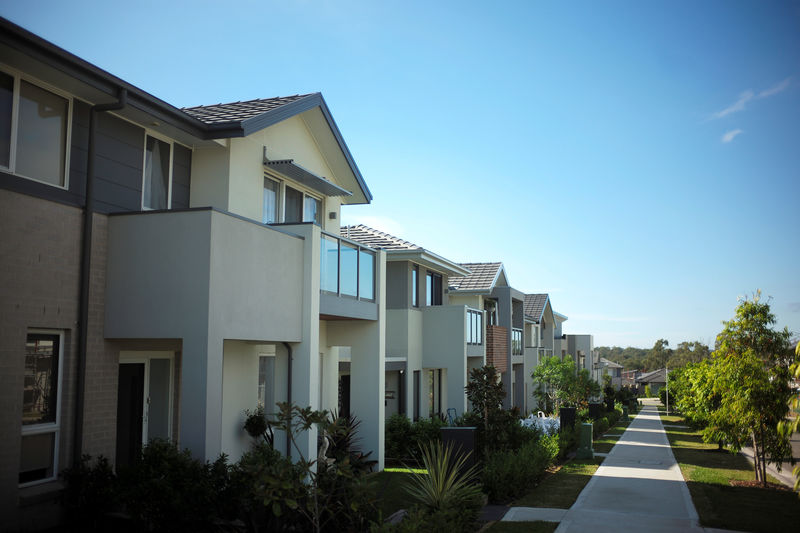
[[503, 400, 718, 532]]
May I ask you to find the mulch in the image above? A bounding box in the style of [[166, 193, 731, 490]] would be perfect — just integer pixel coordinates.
[[729, 480, 792, 491]]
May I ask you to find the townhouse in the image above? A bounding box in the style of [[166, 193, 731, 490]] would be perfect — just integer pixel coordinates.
[[341, 225, 485, 421], [0, 18, 385, 529]]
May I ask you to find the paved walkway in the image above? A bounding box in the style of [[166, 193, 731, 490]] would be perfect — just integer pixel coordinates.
[[502, 400, 711, 532]]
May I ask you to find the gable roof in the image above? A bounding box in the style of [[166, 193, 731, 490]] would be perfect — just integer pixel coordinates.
[[341, 225, 469, 277], [637, 368, 667, 383], [341, 225, 420, 250], [600, 357, 623, 369], [524, 294, 549, 324], [449, 262, 504, 292], [0, 17, 372, 203], [183, 93, 372, 203]]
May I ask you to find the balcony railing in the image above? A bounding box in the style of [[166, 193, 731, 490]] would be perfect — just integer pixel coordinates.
[[512, 328, 523, 356], [320, 231, 375, 301], [465, 307, 484, 346]]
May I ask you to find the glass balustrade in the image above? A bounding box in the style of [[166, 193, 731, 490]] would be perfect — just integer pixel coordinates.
[[320, 232, 375, 301]]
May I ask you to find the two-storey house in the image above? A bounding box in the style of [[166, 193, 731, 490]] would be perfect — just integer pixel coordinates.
[[0, 18, 385, 530], [341, 225, 484, 420]]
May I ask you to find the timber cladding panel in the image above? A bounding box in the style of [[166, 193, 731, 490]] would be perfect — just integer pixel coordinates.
[[486, 325, 508, 373]]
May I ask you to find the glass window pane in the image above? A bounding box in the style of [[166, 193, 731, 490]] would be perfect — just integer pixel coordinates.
[[359, 250, 374, 300], [16, 81, 68, 186], [284, 186, 303, 223], [144, 136, 170, 209], [320, 235, 339, 292], [303, 195, 321, 224], [340, 243, 358, 297], [426, 273, 432, 306], [0, 70, 12, 168], [412, 267, 418, 307], [23, 333, 59, 425], [262, 178, 278, 223], [19, 432, 55, 484]]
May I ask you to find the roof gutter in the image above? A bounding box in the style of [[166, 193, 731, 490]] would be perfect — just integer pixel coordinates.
[[75, 88, 127, 465]]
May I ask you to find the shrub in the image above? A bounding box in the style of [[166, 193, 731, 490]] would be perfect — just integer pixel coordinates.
[[61, 454, 117, 529], [482, 434, 558, 503], [385, 414, 413, 460], [558, 425, 578, 460], [403, 441, 483, 531], [116, 439, 236, 532]]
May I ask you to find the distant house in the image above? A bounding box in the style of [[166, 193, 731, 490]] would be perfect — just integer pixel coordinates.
[[636, 368, 667, 395], [596, 357, 623, 388]]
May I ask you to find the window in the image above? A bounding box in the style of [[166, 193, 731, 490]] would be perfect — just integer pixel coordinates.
[[303, 195, 321, 225], [512, 329, 523, 356], [258, 346, 276, 411], [20, 331, 63, 485], [427, 369, 442, 417], [142, 134, 172, 209], [284, 185, 303, 222], [411, 265, 419, 307], [262, 177, 279, 223], [426, 272, 442, 306], [0, 69, 71, 187], [467, 309, 483, 345]]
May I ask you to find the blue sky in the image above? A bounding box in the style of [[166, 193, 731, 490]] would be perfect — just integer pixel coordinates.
[[2, 0, 798, 348]]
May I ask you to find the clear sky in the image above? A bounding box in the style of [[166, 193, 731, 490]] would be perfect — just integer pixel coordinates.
[[2, 0, 798, 349]]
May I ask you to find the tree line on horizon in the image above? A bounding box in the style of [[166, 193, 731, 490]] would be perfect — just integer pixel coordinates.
[[596, 340, 711, 372]]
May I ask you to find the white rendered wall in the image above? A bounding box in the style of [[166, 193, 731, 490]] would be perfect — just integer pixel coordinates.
[[221, 341, 260, 462]]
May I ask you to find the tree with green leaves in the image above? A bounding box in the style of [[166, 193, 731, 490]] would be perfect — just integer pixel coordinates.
[[531, 356, 600, 412], [706, 292, 796, 486], [778, 340, 800, 493], [667, 341, 711, 369], [645, 338, 672, 371]]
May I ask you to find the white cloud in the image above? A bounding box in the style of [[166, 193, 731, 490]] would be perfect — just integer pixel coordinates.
[[708, 77, 792, 120], [721, 129, 743, 143], [758, 77, 791, 99], [709, 90, 754, 120]]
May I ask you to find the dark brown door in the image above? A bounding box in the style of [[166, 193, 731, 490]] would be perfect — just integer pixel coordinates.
[[116, 363, 144, 469]]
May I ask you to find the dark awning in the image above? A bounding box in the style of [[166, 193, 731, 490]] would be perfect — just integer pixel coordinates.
[[264, 158, 353, 198]]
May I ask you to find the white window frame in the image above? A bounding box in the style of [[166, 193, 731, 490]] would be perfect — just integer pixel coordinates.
[[140, 130, 174, 210], [0, 63, 73, 190], [265, 170, 324, 225], [263, 174, 282, 224], [20, 329, 65, 488]]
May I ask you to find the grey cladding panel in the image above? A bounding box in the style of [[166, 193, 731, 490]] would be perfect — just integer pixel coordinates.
[[171, 144, 191, 209], [386, 262, 409, 309], [93, 113, 144, 213]]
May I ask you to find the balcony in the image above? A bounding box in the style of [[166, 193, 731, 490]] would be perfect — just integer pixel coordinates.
[[511, 327, 523, 365], [421, 305, 485, 368], [319, 231, 378, 320]]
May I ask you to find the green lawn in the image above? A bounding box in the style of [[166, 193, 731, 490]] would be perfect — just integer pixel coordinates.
[[369, 470, 417, 519], [513, 458, 602, 508], [487, 521, 558, 532], [661, 411, 800, 533]]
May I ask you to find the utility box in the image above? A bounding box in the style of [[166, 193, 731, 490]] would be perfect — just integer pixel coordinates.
[[440, 427, 477, 471], [559, 407, 577, 430], [575, 423, 594, 459]]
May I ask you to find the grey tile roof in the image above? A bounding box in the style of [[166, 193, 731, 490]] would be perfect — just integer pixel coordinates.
[[340, 225, 420, 250], [637, 368, 667, 383], [448, 262, 503, 291], [182, 94, 314, 125], [600, 357, 623, 369], [524, 294, 549, 323]]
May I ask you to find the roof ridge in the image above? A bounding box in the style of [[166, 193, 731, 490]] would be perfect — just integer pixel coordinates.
[[181, 93, 316, 111]]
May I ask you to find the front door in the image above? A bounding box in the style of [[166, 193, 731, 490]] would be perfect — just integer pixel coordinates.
[[115, 353, 173, 469]]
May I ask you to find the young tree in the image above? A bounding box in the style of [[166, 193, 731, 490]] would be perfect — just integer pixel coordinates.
[[465, 365, 505, 432], [707, 292, 796, 486], [531, 356, 575, 413]]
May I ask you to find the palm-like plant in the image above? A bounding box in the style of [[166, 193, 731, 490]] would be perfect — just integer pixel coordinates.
[[404, 440, 482, 525]]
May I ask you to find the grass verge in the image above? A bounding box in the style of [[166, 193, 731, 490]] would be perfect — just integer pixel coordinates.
[[513, 457, 602, 508], [661, 411, 800, 533], [370, 470, 417, 519]]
